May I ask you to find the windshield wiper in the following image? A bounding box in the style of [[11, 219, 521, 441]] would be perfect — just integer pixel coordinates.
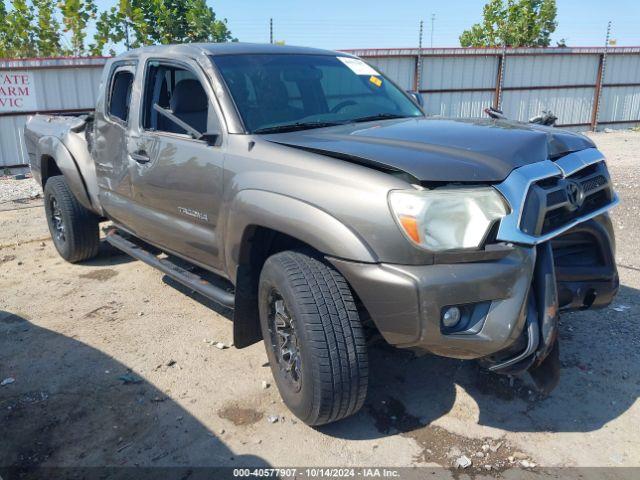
[[253, 121, 344, 134], [350, 113, 410, 123]]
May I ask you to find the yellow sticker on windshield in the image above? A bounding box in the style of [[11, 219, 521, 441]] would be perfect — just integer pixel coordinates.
[[369, 76, 382, 87]]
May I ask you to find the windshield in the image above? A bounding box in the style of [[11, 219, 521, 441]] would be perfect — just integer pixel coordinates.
[[210, 54, 423, 133]]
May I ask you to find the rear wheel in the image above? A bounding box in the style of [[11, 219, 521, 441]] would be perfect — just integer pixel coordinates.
[[44, 176, 100, 263], [258, 250, 368, 426]]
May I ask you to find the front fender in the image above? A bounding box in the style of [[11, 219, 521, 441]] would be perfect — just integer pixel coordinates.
[[224, 189, 377, 283], [36, 136, 95, 213]]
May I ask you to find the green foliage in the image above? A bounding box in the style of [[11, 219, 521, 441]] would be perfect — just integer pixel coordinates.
[[0, 2, 8, 56], [58, 0, 97, 55], [1, 0, 63, 57], [0, 0, 236, 58], [34, 0, 63, 56], [460, 0, 558, 47], [2, 0, 38, 57], [98, 0, 236, 50]]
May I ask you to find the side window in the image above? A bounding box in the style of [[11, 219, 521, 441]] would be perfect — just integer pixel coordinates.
[[108, 69, 134, 123], [142, 62, 215, 136]]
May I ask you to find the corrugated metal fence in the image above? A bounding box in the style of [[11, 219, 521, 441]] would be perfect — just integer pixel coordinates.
[[2, 48, 640, 167], [345, 47, 640, 131], [0, 57, 106, 168]]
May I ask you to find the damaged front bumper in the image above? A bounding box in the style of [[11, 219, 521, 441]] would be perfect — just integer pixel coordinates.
[[328, 214, 618, 388]]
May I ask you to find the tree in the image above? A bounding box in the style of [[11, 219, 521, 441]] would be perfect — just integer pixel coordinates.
[[0, 2, 8, 57], [90, 7, 122, 55], [90, 0, 235, 53], [59, 0, 98, 55], [3, 0, 38, 57], [460, 0, 557, 47], [0, 0, 236, 58], [33, 0, 63, 56]]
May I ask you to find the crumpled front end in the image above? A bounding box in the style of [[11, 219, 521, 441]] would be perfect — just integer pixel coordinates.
[[328, 148, 619, 392], [480, 214, 618, 391]]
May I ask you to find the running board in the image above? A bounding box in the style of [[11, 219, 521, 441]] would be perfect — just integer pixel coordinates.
[[105, 230, 235, 308]]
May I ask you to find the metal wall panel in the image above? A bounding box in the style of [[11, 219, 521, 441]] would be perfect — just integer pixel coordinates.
[[352, 47, 640, 131], [421, 56, 497, 90], [502, 87, 594, 125], [4, 50, 640, 167], [1, 57, 106, 167], [604, 55, 640, 84], [346, 46, 640, 57], [422, 91, 494, 118], [366, 57, 415, 90], [599, 86, 640, 123], [503, 54, 599, 87], [31, 67, 103, 110], [0, 115, 29, 167]]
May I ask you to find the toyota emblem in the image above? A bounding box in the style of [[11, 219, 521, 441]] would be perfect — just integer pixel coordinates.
[[566, 179, 585, 209]]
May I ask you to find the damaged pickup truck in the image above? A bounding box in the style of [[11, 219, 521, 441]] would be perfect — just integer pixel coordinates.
[[25, 43, 619, 426]]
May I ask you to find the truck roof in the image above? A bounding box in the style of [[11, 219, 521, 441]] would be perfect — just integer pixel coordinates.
[[112, 42, 352, 61]]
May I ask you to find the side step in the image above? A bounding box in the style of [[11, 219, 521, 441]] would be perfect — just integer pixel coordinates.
[[105, 230, 235, 308]]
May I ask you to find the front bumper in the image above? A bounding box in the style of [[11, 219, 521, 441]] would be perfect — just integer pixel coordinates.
[[328, 215, 618, 363], [329, 246, 535, 360]]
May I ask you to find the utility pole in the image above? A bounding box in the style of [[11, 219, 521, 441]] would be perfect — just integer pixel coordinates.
[[124, 21, 130, 51], [496, 41, 507, 110], [430, 13, 435, 48], [416, 20, 424, 91], [270, 18, 273, 44], [592, 21, 612, 131]]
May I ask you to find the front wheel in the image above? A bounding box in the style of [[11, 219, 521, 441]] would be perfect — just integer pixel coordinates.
[[258, 251, 368, 426], [44, 176, 100, 263]]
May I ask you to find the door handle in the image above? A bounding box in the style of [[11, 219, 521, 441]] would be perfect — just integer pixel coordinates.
[[129, 151, 150, 164]]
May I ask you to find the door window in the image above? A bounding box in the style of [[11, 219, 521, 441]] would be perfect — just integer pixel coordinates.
[[108, 69, 134, 123], [141, 63, 215, 137]]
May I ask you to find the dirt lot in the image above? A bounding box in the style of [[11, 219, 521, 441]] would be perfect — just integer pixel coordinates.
[[1, 131, 639, 478]]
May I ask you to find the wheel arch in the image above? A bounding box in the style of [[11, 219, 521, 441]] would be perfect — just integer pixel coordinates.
[[227, 190, 377, 349], [36, 136, 94, 212], [224, 189, 377, 284]]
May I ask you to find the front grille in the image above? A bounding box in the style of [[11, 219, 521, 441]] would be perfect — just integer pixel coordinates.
[[541, 189, 609, 234], [546, 189, 568, 207], [582, 175, 607, 193], [520, 161, 614, 237]]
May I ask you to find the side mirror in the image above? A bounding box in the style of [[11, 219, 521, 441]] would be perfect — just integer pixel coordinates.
[[200, 131, 221, 146], [407, 90, 424, 108]]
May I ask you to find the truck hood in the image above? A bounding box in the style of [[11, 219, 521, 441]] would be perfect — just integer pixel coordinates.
[[262, 117, 596, 182]]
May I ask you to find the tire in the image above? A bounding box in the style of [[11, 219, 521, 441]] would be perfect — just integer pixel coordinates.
[[43, 175, 100, 263], [258, 250, 368, 426]]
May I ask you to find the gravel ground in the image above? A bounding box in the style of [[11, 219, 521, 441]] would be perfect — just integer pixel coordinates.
[[0, 130, 639, 479], [0, 175, 42, 208]]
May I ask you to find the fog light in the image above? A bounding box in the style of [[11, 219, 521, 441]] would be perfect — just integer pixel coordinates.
[[442, 307, 461, 328]]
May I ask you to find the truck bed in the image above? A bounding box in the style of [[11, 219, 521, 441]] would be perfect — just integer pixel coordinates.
[[24, 113, 102, 215]]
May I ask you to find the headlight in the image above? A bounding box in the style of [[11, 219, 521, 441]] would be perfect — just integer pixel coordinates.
[[388, 187, 509, 251]]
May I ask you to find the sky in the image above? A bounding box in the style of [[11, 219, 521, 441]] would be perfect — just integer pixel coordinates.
[[93, 0, 640, 52]]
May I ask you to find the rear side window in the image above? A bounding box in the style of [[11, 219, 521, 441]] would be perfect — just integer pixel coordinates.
[[108, 70, 134, 123]]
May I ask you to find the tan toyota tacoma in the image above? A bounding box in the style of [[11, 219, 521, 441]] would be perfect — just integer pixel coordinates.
[[24, 43, 619, 425]]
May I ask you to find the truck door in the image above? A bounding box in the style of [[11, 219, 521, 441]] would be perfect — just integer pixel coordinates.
[[93, 62, 141, 230], [126, 58, 225, 272]]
